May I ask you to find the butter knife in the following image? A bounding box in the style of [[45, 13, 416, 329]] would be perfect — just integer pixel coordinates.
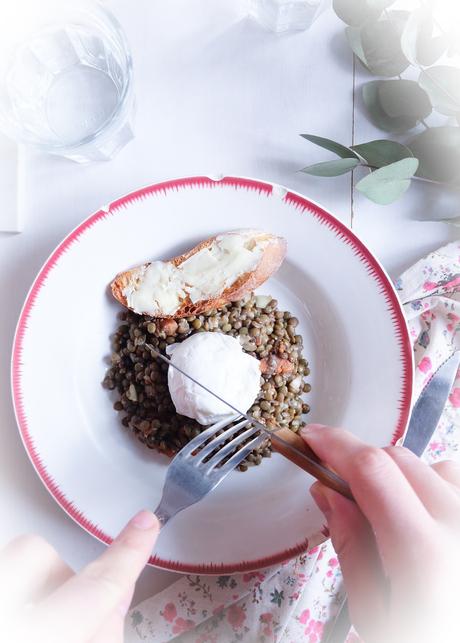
[[402, 351, 460, 456], [144, 342, 354, 501], [323, 350, 460, 643]]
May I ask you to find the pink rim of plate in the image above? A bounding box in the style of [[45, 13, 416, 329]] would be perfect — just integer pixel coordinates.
[[11, 176, 413, 573]]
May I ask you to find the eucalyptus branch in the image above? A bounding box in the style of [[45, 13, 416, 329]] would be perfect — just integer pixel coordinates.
[[362, 164, 460, 189], [299, 1, 460, 205], [300, 131, 460, 204]]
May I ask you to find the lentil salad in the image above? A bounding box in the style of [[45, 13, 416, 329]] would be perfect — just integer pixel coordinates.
[[103, 293, 311, 471]]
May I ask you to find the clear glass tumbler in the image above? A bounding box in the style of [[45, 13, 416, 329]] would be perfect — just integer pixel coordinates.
[[0, 0, 134, 162], [249, 0, 326, 33]]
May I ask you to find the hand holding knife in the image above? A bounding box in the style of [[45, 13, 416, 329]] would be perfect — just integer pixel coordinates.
[[145, 342, 354, 501], [323, 350, 460, 643]]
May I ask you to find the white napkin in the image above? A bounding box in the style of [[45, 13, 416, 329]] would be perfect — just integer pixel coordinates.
[[0, 134, 21, 233]]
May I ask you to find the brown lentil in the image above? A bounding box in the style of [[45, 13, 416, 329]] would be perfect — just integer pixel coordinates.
[[103, 293, 311, 471]]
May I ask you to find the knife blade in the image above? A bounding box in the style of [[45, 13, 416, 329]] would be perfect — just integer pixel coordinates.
[[144, 342, 354, 501], [323, 350, 460, 643], [403, 351, 460, 456]]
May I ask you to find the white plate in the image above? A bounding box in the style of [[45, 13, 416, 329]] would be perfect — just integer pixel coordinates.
[[12, 176, 412, 573]]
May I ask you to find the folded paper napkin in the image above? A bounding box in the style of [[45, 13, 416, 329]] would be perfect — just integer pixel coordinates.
[[0, 135, 21, 233], [126, 241, 460, 643]]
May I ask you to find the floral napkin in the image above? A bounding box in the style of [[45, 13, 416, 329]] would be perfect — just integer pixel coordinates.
[[126, 241, 460, 643]]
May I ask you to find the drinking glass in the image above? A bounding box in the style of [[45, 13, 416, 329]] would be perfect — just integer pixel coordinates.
[[0, 0, 134, 162]]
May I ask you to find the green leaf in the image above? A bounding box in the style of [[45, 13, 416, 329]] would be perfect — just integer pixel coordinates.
[[400, 11, 420, 65], [420, 35, 449, 66], [356, 158, 419, 204], [301, 158, 360, 177], [333, 0, 395, 26], [333, 0, 381, 26], [430, 5, 460, 56], [447, 28, 460, 57], [401, 9, 448, 66], [300, 134, 359, 159], [368, 0, 395, 9], [345, 27, 368, 66], [379, 79, 431, 119], [438, 216, 460, 227], [408, 127, 460, 184], [351, 140, 414, 167], [419, 66, 460, 115], [357, 15, 410, 77], [362, 80, 418, 133]]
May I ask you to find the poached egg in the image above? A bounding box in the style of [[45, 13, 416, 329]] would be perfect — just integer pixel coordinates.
[[166, 332, 261, 425]]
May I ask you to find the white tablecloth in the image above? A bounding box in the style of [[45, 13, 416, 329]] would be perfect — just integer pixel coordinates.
[[0, 0, 456, 607]]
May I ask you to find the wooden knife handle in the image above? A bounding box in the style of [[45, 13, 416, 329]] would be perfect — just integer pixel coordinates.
[[270, 427, 355, 502]]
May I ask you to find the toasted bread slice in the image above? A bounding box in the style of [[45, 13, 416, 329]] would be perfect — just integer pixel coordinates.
[[111, 229, 287, 318]]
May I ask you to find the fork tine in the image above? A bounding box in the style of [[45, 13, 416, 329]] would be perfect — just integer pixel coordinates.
[[192, 418, 249, 464], [203, 424, 261, 471], [211, 434, 266, 476], [176, 414, 240, 458]]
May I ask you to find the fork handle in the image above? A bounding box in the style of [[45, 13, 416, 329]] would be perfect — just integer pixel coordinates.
[[270, 427, 354, 502]]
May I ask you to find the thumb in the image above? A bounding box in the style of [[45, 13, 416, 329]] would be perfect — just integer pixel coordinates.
[[311, 482, 387, 638], [29, 510, 159, 643]]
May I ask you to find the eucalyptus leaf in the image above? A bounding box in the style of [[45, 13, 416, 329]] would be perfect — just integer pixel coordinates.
[[351, 140, 414, 167], [447, 28, 460, 57], [301, 158, 360, 177], [368, 0, 395, 9], [333, 0, 390, 27], [420, 35, 449, 66], [356, 158, 419, 204], [408, 127, 460, 184], [300, 134, 359, 159], [419, 66, 460, 116], [363, 82, 422, 133], [358, 14, 410, 77], [345, 27, 367, 66], [384, 9, 408, 22], [400, 11, 419, 65], [379, 79, 431, 119], [401, 9, 448, 66], [439, 216, 460, 227]]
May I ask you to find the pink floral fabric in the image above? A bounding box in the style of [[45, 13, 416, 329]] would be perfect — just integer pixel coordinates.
[[126, 242, 460, 643], [127, 546, 345, 642], [395, 242, 460, 463]]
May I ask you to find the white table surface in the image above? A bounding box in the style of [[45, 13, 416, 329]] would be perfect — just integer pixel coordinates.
[[0, 0, 457, 606]]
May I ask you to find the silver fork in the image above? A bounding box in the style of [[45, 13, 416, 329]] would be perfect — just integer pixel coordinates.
[[153, 414, 266, 526]]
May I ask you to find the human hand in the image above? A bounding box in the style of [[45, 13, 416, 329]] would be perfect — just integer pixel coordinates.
[[0, 510, 159, 643], [301, 424, 460, 643]]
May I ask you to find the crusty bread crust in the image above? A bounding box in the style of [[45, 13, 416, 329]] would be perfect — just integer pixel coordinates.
[[111, 231, 287, 318]]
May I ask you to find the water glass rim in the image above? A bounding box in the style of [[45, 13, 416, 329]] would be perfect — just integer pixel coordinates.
[[0, 0, 134, 152]]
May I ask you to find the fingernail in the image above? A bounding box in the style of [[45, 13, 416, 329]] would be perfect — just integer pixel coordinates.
[[301, 423, 325, 438], [310, 483, 331, 517], [131, 509, 157, 530]]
